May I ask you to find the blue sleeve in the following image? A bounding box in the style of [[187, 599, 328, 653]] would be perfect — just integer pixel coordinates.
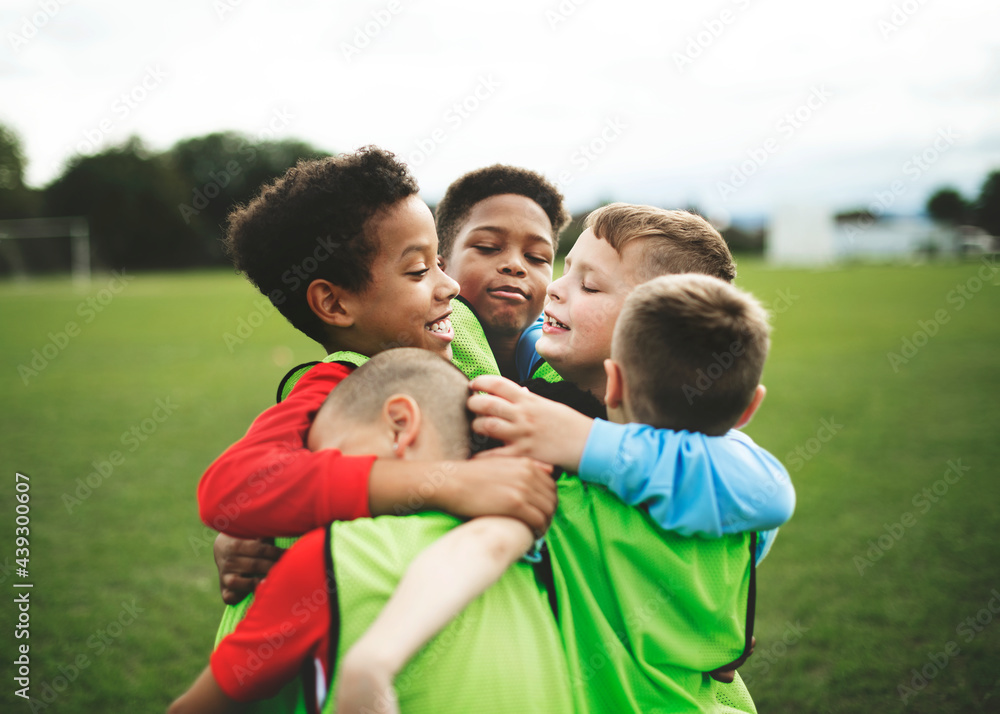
[[514, 317, 545, 382], [756, 528, 777, 565], [578, 420, 795, 538]]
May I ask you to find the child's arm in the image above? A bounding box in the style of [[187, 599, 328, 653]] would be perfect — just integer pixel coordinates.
[[335, 515, 535, 714], [468, 375, 795, 536], [172, 528, 332, 711], [199, 362, 556, 538], [167, 666, 243, 714]]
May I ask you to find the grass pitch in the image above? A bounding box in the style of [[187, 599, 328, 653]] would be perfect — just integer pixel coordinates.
[[1, 257, 998, 712]]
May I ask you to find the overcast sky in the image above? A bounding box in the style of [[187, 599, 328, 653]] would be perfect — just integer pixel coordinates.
[[3, 0, 999, 221]]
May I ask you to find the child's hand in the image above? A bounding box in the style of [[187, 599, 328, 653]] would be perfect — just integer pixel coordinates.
[[438, 457, 557, 537], [468, 375, 594, 473], [213, 534, 284, 605], [335, 649, 400, 714]]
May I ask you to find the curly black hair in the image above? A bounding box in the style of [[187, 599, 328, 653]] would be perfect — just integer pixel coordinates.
[[224, 146, 419, 344], [434, 165, 571, 260]]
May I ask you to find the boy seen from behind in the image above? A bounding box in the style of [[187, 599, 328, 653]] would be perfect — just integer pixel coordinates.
[[170, 349, 573, 714]]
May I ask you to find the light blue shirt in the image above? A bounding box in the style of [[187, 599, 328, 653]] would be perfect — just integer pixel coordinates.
[[514, 316, 545, 382], [578, 420, 796, 563]]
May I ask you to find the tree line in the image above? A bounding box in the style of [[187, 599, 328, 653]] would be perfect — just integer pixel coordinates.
[[0, 124, 330, 274]]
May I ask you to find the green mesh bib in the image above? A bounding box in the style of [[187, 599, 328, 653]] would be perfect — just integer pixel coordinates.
[[322, 513, 573, 713], [529, 359, 562, 383], [531, 372, 758, 712], [213, 351, 370, 714], [548, 476, 757, 713], [448, 297, 501, 379]]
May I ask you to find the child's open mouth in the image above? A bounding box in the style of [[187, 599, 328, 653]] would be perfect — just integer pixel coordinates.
[[425, 315, 453, 340], [542, 313, 569, 332]]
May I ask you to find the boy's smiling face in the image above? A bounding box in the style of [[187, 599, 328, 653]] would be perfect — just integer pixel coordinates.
[[442, 194, 555, 337], [341, 196, 459, 359], [537, 228, 642, 397]]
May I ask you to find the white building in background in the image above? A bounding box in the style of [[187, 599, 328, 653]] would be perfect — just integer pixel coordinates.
[[766, 205, 837, 265], [766, 209, 995, 264]]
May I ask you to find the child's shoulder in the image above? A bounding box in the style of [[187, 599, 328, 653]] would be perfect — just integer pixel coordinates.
[[276, 356, 364, 403]]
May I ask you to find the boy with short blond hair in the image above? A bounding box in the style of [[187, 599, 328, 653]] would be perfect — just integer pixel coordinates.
[[612, 272, 770, 434]]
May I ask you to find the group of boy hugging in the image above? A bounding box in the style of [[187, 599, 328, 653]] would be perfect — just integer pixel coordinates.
[[169, 146, 796, 714]]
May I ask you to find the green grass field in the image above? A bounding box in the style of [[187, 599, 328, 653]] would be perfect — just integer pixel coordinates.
[[1, 258, 999, 713]]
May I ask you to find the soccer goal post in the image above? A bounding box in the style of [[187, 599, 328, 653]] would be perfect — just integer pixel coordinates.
[[0, 217, 91, 285]]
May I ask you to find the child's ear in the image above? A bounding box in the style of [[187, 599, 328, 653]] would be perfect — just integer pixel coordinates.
[[603, 359, 625, 409], [383, 395, 422, 457], [734, 385, 766, 429], [306, 279, 355, 328]]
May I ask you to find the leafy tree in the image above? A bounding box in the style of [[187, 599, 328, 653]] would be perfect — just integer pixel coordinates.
[[44, 137, 206, 269], [168, 132, 331, 258], [926, 187, 968, 224], [0, 123, 41, 219], [973, 170, 1000, 237]]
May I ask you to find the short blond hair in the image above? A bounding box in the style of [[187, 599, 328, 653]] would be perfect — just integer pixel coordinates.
[[613, 274, 770, 435], [585, 203, 736, 284], [315, 348, 472, 459]]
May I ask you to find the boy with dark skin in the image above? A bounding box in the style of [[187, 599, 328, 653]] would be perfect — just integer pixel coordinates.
[[215, 163, 571, 602]]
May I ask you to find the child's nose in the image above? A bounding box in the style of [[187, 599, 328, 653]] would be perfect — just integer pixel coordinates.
[[498, 253, 526, 277], [438, 271, 459, 301], [546, 275, 565, 301]]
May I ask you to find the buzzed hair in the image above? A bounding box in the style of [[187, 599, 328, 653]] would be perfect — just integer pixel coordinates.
[[613, 274, 770, 436], [435, 164, 571, 259], [316, 348, 472, 459], [586, 203, 737, 284]]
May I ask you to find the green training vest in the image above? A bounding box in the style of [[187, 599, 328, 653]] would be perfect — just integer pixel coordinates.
[[447, 297, 502, 380], [213, 351, 371, 714], [321, 512, 574, 713], [529, 359, 562, 383], [534, 371, 758, 713], [548, 477, 757, 713]]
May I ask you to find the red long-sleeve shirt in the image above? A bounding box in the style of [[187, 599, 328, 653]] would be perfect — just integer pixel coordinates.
[[210, 527, 331, 705], [198, 361, 377, 537]]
